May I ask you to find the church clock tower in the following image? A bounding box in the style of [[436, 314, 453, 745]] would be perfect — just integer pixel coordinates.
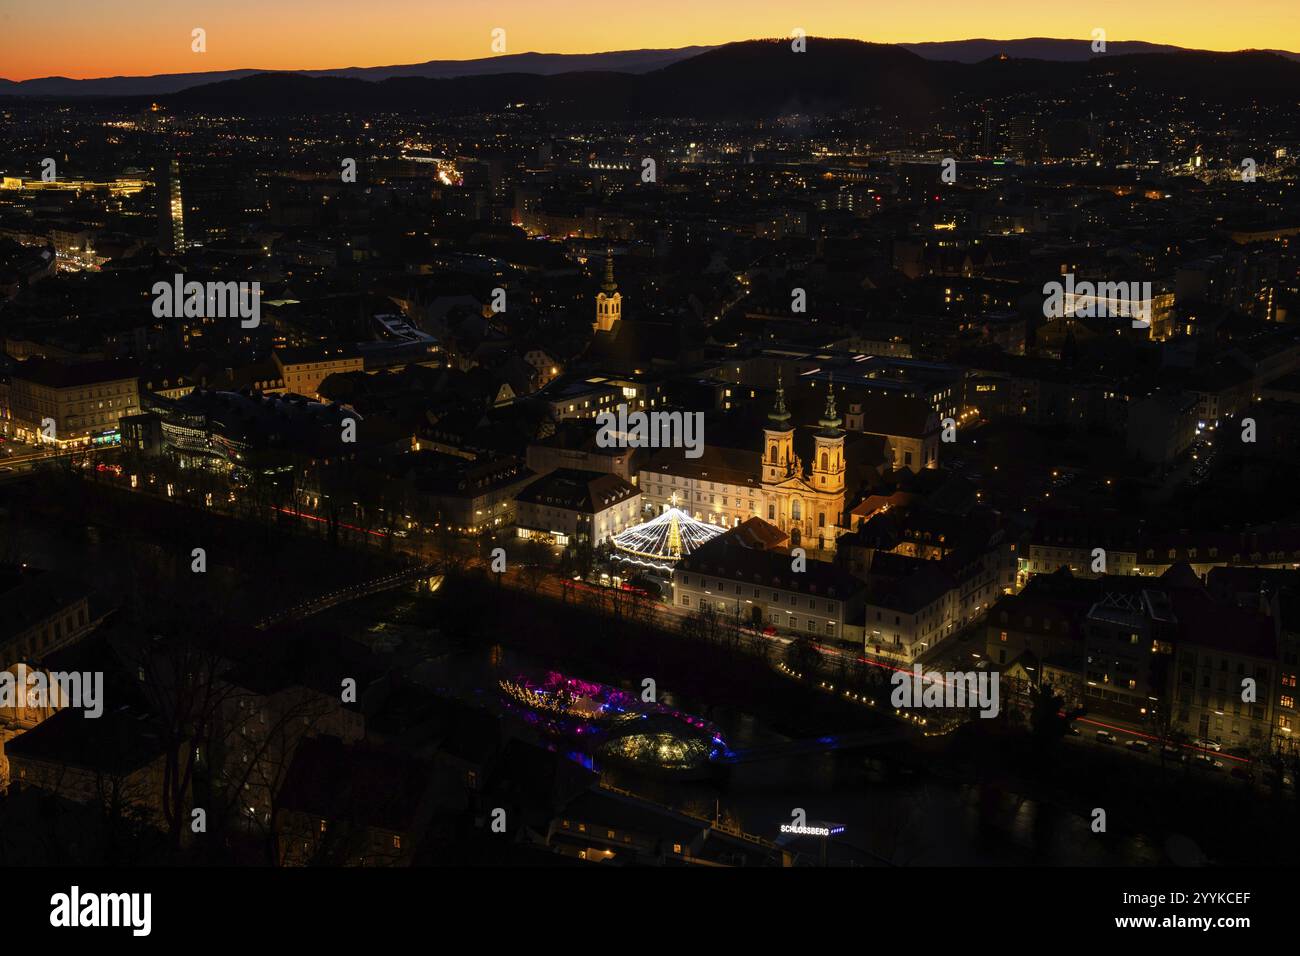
[[593, 248, 621, 333], [812, 379, 845, 494], [762, 371, 796, 484]]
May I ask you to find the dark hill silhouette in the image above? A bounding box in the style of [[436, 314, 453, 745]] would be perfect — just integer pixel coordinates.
[[137, 39, 1300, 117], [0, 47, 710, 97], [644, 39, 942, 117], [5, 36, 1298, 98], [900, 37, 1237, 62]]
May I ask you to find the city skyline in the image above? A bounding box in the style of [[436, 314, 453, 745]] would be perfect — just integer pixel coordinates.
[[0, 0, 1295, 918]]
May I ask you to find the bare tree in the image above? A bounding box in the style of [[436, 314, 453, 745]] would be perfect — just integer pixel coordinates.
[[519, 537, 553, 593]]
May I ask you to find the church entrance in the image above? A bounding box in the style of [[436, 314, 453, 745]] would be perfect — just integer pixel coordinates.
[[790, 526, 801, 548]]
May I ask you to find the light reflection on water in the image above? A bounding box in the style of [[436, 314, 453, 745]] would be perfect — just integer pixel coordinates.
[[0, 536, 1166, 867], [420, 636, 1162, 866]]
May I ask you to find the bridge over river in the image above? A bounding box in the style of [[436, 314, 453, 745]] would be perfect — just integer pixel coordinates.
[[255, 563, 441, 629]]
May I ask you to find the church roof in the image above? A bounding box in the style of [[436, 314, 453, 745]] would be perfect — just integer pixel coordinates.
[[681, 534, 864, 599], [643, 445, 761, 487], [518, 468, 638, 514], [584, 319, 683, 372], [731, 517, 789, 551]]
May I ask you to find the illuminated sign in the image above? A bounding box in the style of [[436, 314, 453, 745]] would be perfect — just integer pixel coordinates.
[[779, 824, 846, 837]]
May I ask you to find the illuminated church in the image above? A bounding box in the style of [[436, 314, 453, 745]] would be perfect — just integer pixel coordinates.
[[637, 374, 848, 557], [583, 246, 701, 373], [593, 248, 621, 334], [760, 374, 846, 553]]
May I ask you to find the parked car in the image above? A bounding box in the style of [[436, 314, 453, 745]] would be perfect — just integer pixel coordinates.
[[1096, 730, 1117, 744], [1193, 737, 1222, 752], [1126, 739, 1151, 753], [1192, 753, 1224, 770]]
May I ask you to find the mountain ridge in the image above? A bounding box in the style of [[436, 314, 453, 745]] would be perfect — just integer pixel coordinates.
[[0, 47, 714, 97], [134, 40, 1300, 119], [3, 36, 1298, 98]]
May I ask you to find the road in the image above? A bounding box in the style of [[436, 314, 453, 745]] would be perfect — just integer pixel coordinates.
[[0, 440, 117, 480]]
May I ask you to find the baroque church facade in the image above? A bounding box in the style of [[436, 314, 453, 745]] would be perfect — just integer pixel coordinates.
[[760, 375, 846, 554], [591, 250, 847, 556], [636, 375, 848, 558]]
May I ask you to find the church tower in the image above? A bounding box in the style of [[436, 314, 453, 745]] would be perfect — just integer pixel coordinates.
[[762, 371, 796, 484], [593, 248, 621, 333], [812, 379, 846, 494]]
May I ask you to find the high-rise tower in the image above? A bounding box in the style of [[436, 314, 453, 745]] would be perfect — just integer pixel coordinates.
[[156, 157, 185, 253]]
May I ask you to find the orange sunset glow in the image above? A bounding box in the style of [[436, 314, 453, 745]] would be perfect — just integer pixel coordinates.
[[2, 0, 1298, 81]]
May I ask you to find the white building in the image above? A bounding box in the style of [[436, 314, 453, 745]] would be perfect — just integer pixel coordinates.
[[672, 534, 866, 642], [515, 468, 640, 548]]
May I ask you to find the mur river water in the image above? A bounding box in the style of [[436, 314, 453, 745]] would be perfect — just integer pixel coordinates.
[[365, 598, 1164, 867], [16, 511, 1162, 866]]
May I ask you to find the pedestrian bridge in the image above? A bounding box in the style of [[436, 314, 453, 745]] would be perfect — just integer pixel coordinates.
[[255, 563, 440, 629]]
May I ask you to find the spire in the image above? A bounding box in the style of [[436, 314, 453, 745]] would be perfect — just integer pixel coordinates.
[[768, 369, 792, 425], [819, 378, 842, 431], [601, 247, 617, 294]]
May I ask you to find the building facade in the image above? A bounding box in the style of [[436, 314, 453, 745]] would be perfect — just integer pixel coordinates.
[[6, 358, 139, 447], [516, 468, 640, 547], [673, 535, 865, 643]]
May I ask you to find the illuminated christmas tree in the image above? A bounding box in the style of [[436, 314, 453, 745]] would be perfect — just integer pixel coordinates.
[[611, 495, 726, 570]]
